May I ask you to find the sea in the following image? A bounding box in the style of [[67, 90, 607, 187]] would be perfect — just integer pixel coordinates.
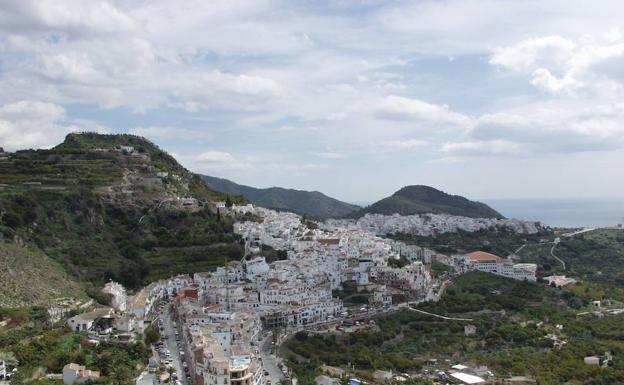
[[482, 197, 624, 228]]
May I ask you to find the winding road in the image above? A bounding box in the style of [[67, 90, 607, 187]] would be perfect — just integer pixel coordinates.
[[549, 243, 566, 270]]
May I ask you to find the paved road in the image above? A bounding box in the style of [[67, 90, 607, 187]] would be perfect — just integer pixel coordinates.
[[514, 243, 527, 254], [561, 227, 597, 237], [136, 372, 157, 385], [260, 333, 284, 385], [161, 311, 188, 385], [515, 239, 566, 271], [405, 306, 473, 321], [549, 243, 566, 270]]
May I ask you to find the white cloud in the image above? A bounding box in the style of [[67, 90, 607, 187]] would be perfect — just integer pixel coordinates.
[[177, 150, 328, 179], [529, 68, 582, 93], [315, 151, 348, 160], [0, 0, 137, 37], [376, 95, 471, 128], [129, 126, 210, 141], [175, 150, 257, 174], [440, 140, 523, 156], [195, 151, 236, 164], [379, 139, 428, 150], [467, 101, 624, 154], [0, 100, 81, 150], [490, 33, 624, 95], [0, 1, 283, 112], [490, 35, 576, 72]]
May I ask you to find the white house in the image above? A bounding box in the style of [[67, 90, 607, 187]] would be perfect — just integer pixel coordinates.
[[584, 356, 600, 365], [67, 308, 114, 332], [449, 372, 485, 384], [244, 256, 270, 278], [544, 275, 577, 288]]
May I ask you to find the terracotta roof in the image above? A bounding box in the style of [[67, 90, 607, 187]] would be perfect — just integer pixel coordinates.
[[318, 238, 340, 245], [466, 251, 503, 262]]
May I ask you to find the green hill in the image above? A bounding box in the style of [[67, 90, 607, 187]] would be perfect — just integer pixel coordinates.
[[349, 185, 504, 219], [201, 175, 360, 219], [0, 133, 244, 296]]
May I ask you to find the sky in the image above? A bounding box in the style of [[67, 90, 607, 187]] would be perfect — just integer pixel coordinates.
[[1, 0, 624, 204]]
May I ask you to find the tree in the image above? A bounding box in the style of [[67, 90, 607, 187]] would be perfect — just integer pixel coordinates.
[[145, 324, 160, 345], [9, 371, 25, 385], [111, 365, 132, 385]]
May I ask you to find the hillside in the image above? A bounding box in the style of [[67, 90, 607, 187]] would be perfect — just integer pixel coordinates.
[[286, 271, 624, 385], [519, 228, 624, 285], [201, 175, 360, 219], [0, 133, 245, 296], [0, 242, 85, 308], [349, 185, 504, 219]]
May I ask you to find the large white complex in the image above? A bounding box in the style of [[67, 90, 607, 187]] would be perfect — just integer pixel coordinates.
[[462, 251, 537, 281]]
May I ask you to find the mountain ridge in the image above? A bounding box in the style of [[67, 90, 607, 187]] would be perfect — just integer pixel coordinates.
[[348, 185, 504, 219], [201, 175, 360, 219]]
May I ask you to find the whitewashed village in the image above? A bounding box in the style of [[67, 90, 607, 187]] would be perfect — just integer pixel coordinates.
[[39, 202, 549, 385]]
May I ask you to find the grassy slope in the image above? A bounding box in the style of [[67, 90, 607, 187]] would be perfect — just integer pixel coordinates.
[[350, 185, 504, 219], [0, 242, 85, 307]]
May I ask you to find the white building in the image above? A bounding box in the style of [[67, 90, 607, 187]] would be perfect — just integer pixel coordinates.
[[244, 256, 270, 279], [66, 308, 114, 333], [450, 372, 485, 384], [102, 281, 127, 312], [463, 251, 537, 281], [544, 275, 577, 288]]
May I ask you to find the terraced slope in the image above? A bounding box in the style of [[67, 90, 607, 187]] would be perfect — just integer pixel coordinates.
[[0, 133, 244, 293]]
